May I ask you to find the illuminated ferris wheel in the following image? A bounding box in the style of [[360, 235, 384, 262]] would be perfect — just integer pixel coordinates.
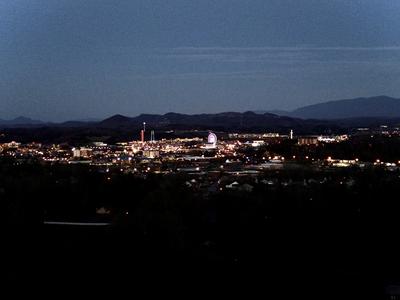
[[208, 132, 217, 145]]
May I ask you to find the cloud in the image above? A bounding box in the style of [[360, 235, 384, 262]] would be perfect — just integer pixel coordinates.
[[128, 70, 281, 80], [143, 46, 400, 79], [163, 46, 400, 61]]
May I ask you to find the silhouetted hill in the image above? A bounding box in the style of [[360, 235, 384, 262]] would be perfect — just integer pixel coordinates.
[[290, 96, 400, 119], [95, 111, 317, 131], [0, 116, 44, 127], [98, 114, 133, 127]]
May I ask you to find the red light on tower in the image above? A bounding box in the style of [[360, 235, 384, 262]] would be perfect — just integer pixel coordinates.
[[140, 130, 144, 143]]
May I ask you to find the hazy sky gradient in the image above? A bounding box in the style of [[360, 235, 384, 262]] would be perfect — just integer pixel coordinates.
[[1, 0, 400, 121]]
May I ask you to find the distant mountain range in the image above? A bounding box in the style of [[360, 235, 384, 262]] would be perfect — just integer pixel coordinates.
[[96, 111, 311, 130], [3, 96, 400, 143], [265, 96, 400, 119], [2, 96, 400, 132], [0, 116, 44, 127]]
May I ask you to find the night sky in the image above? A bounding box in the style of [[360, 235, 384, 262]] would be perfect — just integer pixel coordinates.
[[1, 0, 400, 121]]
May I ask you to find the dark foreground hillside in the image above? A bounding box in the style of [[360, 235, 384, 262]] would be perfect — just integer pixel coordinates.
[[4, 159, 400, 298]]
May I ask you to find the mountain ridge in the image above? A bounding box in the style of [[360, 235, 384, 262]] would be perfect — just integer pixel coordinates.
[[0, 116, 44, 127], [2, 96, 400, 128], [94, 111, 308, 131], [268, 96, 400, 119]]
